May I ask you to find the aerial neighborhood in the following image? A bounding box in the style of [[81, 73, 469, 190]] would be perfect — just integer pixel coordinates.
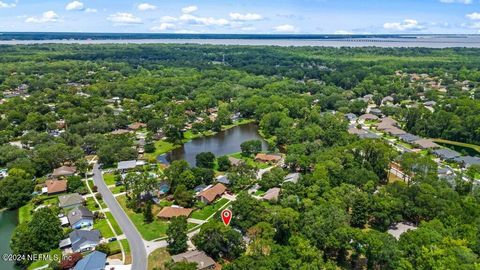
[[0, 41, 480, 270]]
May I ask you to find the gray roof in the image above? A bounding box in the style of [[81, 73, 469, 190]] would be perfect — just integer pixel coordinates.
[[69, 230, 101, 252], [74, 251, 107, 270], [58, 193, 84, 208], [284, 173, 300, 184], [359, 132, 380, 139], [398, 133, 421, 143], [67, 206, 93, 225], [216, 175, 230, 185], [171, 250, 216, 270], [454, 156, 480, 167], [117, 160, 137, 170], [345, 113, 357, 121], [433, 149, 461, 160]]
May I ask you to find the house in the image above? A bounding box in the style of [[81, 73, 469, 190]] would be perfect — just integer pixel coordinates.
[[283, 173, 300, 184], [171, 250, 216, 270], [384, 127, 407, 136], [376, 117, 398, 130], [228, 157, 244, 167], [263, 187, 281, 201], [117, 160, 138, 171], [398, 133, 421, 144], [74, 251, 107, 270], [110, 129, 131, 135], [52, 166, 76, 178], [67, 206, 94, 229], [453, 156, 480, 168], [359, 113, 379, 122], [46, 179, 67, 195], [432, 149, 461, 161], [216, 175, 230, 185], [157, 206, 193, 219], [344, 113, 357, 122], [197, 183, 227, 204], [59, 193, 84, 209], [387, 222, 417, 240], [423, 101, 437, 107], [369, 108, 382, 116], [348, 127, 367, 135], [127, 122, 147, 131], [358, 132, 381, 139], [194, 185, 208, 193], [69, 230, 101, 253], [255, 153, 282, 164], [413, 139, 440, 149]]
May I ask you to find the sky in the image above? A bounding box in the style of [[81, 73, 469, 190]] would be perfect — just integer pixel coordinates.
[[0, 0, 480, 34]]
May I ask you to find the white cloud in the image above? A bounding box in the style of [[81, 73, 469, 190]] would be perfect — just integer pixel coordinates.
[[182, 5, 198, 14], [151, 23, 176, 31], [229, 12, 263, 21], [107, 12, 142, 24], [179, 14, 229, 26], [241, 26, 256, 31], [85, 8, 97, 13], [274, 24, 297, 33], [466, 12, 480, 20], [137, 3, 156, 11], [0, 1, 16, 8], [66, 1, 84, 11], [25, 11, 60, 23], [439, 0, 472, 3], [383, 19, 425, 31], [160, 16, 178, 23]]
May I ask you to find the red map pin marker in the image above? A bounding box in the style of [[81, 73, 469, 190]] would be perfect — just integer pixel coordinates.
[[221, 209, 232, 226]]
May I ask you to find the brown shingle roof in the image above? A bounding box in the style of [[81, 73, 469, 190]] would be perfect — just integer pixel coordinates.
[[46, 179, 67, 194], [255, 153, 282, 163], [157, 207, 193, 219], [52, 166, 76, 178], [197, 183, 226, 203], [413, 139, 440, 149], [128, 122, 147, 130]]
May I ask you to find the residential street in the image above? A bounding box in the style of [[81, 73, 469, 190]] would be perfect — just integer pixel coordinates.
[[93, 163, 147, 270]]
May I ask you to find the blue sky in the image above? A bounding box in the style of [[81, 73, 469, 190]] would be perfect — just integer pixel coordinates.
[[0, 0, 480, 34]]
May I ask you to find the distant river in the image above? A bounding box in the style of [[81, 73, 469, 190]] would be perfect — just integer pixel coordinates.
[[1, 36, 480, 48], [157, 123, 268, 167], [0, 210, 19, 270]]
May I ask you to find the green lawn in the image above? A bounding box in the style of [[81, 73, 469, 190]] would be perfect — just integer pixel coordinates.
[[144, 140, 180, 162], [229, 152, 270, 169], [86, 197, 100, 211], [110, 185, 125, 194], [19, 202, 34, 224], [106, 212, 122, 235], [148, 247, 171, 270], [222, 119, 255, 130], [108, 241, 122, 255], [117, 195, 169, 240], [27, 249, 62, 270], [191, 198, 229, 220], [432, 138, 480, 154], [94, 218, 114, 239], [103, 173, 116, 186]]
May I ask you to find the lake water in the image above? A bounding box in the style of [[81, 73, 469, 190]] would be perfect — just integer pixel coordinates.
[[157, 123, 267, 167], [0, 210, 19, 270], [1, 36, 480, 48]]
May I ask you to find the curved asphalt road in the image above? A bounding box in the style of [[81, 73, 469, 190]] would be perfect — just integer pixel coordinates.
[[93, 164, 147, 270]]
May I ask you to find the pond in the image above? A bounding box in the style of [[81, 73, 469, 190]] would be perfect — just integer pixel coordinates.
[[0, 209, 20, 270], [157, 123, 268, 167]]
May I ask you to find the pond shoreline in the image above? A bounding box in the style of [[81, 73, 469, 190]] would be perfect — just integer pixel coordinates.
[[155, 120, 268, 166]]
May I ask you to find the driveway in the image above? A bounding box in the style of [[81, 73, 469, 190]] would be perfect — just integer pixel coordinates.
[[93, 164, 147, 270]]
